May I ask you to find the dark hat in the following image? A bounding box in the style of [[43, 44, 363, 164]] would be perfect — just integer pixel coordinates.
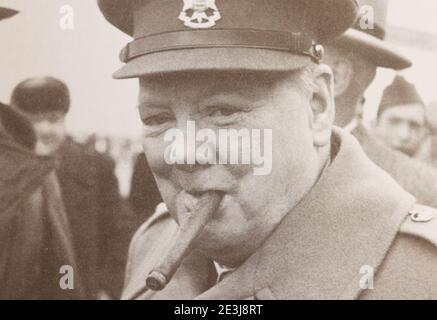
[[98, 0, 359, 79], [377, 76, 424, 117], [0, 7, 18, 21], [11, 77, 71, 115], [331, 0, 411, 70]]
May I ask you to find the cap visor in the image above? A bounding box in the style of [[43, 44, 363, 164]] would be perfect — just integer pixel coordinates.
[[333, 29, 412, 70], [113, 47, 312, 79]]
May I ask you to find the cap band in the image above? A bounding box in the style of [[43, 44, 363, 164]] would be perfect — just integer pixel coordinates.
[[120, 29, 322, 64]]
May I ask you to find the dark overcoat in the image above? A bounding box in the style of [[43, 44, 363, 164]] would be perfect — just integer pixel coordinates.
[[56, 138, 132, 298]]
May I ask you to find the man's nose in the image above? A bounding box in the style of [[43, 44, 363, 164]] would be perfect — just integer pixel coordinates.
[[396, 122, 411, 141], [171, 141, 214, 173]]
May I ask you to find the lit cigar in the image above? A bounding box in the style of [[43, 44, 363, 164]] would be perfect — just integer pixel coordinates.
[[145, 191, 223, 292]]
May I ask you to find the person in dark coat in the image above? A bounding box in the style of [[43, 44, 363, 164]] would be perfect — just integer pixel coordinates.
[[0, 103, 85, 299], [0, 7, 84, 300], [129, 153, 162, 221], [10, 76, 132, 299], [56, 137, 133, 298]]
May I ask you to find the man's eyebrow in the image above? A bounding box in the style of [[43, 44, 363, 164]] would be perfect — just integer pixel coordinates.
[[200, 92, 265, 107], [138, 101, 170, 110]]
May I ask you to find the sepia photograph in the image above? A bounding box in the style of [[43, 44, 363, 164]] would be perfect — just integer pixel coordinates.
[[1, 0, 437, 308]]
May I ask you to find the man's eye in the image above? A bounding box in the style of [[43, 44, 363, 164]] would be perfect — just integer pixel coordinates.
[[142, 114, 173, 126], [208, 106, 242, 118], [409, 122, 422, 131]]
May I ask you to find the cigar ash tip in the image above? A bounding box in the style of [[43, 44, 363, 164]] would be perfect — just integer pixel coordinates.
[[146, 270, 168, 291]]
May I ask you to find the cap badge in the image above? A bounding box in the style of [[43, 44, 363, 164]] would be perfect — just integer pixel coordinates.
[[178, 0, 221, 29]]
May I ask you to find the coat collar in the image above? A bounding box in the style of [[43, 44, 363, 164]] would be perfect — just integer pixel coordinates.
[[127, 128, 416, 300]]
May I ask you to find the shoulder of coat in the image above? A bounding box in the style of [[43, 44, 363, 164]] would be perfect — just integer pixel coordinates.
[[128, 202, 174, 260], [124, 203, 176, 288], [132, 202, 171, 240], [400, 204, 437, 247], [146, 202, 171, 228]]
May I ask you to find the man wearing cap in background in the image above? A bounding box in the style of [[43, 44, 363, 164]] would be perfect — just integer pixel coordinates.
[[374, 75, 427, 157], [0, 8, 84, 299], [416, 101, 437, 168], [323, 0, 437, 209], [99, 0, 437, 299], [10, 76, 132, 299]]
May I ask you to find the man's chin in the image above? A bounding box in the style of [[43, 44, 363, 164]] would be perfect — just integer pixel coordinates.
[[196, 235, 240, 264], [196, 221, 248, 254]]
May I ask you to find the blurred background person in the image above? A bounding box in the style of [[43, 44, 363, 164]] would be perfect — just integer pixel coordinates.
[[10, 76, 134, 299], [0, 7, 84, 299], [129, 153, 162, 221], [416, 101, 437, 168], [324, 0, 437, 208], [373, 75, 428, 157], [11, 78, 70, 157], [325, 0, 412, 130]]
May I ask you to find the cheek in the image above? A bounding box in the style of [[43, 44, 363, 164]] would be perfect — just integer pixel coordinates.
[[142, 137, 170, 176], [233, 113, 312, 214], [378, 121, 394, 136], [411, 129, 425, 142], [272, 105, 312, 162], [142, 139, 179, 215], [272, 109, 314, 185]]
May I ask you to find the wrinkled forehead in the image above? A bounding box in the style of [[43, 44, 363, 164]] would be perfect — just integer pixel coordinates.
[[139, 69, 302, 97]]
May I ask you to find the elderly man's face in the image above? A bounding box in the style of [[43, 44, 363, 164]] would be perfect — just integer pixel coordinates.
[[138, 69, 332, 265], [376, 104, 427, 157]]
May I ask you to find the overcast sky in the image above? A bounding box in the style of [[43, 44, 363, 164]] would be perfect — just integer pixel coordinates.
[[388, 0, 437, 33], [1, 0, 139, 137], [1, 0, 436, 137]]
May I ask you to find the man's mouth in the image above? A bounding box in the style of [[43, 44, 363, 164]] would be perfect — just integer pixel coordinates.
[[145, 190, 224, 291], [175, 189, 226, 224], [172, 166, 238, 195]]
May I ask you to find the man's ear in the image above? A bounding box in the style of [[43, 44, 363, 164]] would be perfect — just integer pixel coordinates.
[[309, 63, 335, 148], [331, 56, 354, 97]]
